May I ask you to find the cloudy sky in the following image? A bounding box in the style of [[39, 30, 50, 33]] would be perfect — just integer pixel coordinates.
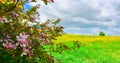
[[26, 0, 120, 35]]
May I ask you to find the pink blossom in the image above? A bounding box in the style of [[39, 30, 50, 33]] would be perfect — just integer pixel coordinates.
[[21, 48, 33, 57], [16, 33, 29, 43], [0, 39, 3, 43], [16, 32, 33, 57], [2, 42, 17, 50], [11, 12, 18, 19], [0, 17, 7, 23], [22, 48, 29, 56], [21, 52, 27, 57], [20, 43, 27, 47], [9, 43, 17, 49], [16, 32, 29, 47], [2, 43, 9, 49]]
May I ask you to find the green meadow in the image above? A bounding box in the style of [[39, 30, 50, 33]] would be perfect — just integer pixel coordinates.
[[50, 34, 120, 63]]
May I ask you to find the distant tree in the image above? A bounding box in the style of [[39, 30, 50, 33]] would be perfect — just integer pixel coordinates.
[[99, 31, 105, 36]]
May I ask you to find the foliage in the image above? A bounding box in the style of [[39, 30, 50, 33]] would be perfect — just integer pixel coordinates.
[[0, 0, 64, 63], [99, 31, 105, 36]]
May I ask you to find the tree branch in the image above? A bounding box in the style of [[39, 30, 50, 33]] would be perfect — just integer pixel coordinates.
[[5, 0, 20, 13]]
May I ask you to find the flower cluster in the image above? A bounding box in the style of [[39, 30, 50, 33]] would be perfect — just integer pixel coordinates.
[[16, 32, 29, 47], [2, 39, 18, 50], [38, 32, 51, 46], [16, 32, 33, 57], [21, 48, 33, 57], [0, 0, 63, 62], [0, 17, 7, 23]]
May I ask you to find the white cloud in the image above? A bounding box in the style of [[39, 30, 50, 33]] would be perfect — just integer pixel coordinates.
[[27, 0, 120, 35]]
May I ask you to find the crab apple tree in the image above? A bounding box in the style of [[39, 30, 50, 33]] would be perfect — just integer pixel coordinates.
[[0, 0, 64, 63]]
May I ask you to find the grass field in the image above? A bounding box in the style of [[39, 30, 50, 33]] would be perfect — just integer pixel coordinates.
[[50, 34, 120, 63]]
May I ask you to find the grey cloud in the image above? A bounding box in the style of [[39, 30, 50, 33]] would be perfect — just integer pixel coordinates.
[[28, 0, 120, 35]]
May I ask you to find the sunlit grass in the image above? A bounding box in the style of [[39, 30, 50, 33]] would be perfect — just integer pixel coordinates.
[[51, 34, 120, 63]]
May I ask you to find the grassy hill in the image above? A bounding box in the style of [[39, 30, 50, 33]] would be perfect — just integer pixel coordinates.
[[51, 34, 120, 63]]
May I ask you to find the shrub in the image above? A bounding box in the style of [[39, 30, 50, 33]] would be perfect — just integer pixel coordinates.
[[0, 0, 63, 63]]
